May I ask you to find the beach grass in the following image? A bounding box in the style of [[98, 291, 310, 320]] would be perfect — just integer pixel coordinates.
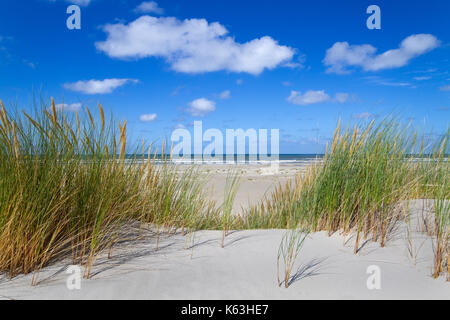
[[0, 99, 217, 279], [220, 170, 241, 247], [277, 228, 309, 288], [243, 118, 449, 278], [428, 133, 449, 279]]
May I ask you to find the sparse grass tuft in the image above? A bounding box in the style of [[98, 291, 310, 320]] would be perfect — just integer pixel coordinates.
[[277, 228, 309, 288], [220, 170, 241, 248]]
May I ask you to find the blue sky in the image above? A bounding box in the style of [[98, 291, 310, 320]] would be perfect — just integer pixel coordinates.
[[0, 0, 449, 153]]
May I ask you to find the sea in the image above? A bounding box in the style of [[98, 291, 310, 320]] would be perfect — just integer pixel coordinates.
[[125, 154, 325, 166]]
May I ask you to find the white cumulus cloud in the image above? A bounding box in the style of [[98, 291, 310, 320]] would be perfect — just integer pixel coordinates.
[[333, 92, 349, 103], [51, 103, 82, 112], [95, 16, 295, 75], [353, 112, 373, 119], [139, 113, 157, 122], [287, 90, 330, 106], [287, 90, 350, 106], [323, 34, 440, 74], [219, 90, 231, 99], [187, 98, 216, 116], [63, 78, 138, 94], [134, 1, 163, 14]]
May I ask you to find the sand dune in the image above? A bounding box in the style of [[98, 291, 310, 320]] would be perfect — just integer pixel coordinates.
[[1, 193, 448, 300]]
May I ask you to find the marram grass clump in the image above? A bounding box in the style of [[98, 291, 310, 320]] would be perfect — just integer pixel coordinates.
[[244, 119, 449, 278], [0, 99, 217, 280]]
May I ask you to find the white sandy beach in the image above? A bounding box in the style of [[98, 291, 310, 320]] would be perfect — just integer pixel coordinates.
[[0, 164, 448, 300], [199, 163, 307, 212]]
